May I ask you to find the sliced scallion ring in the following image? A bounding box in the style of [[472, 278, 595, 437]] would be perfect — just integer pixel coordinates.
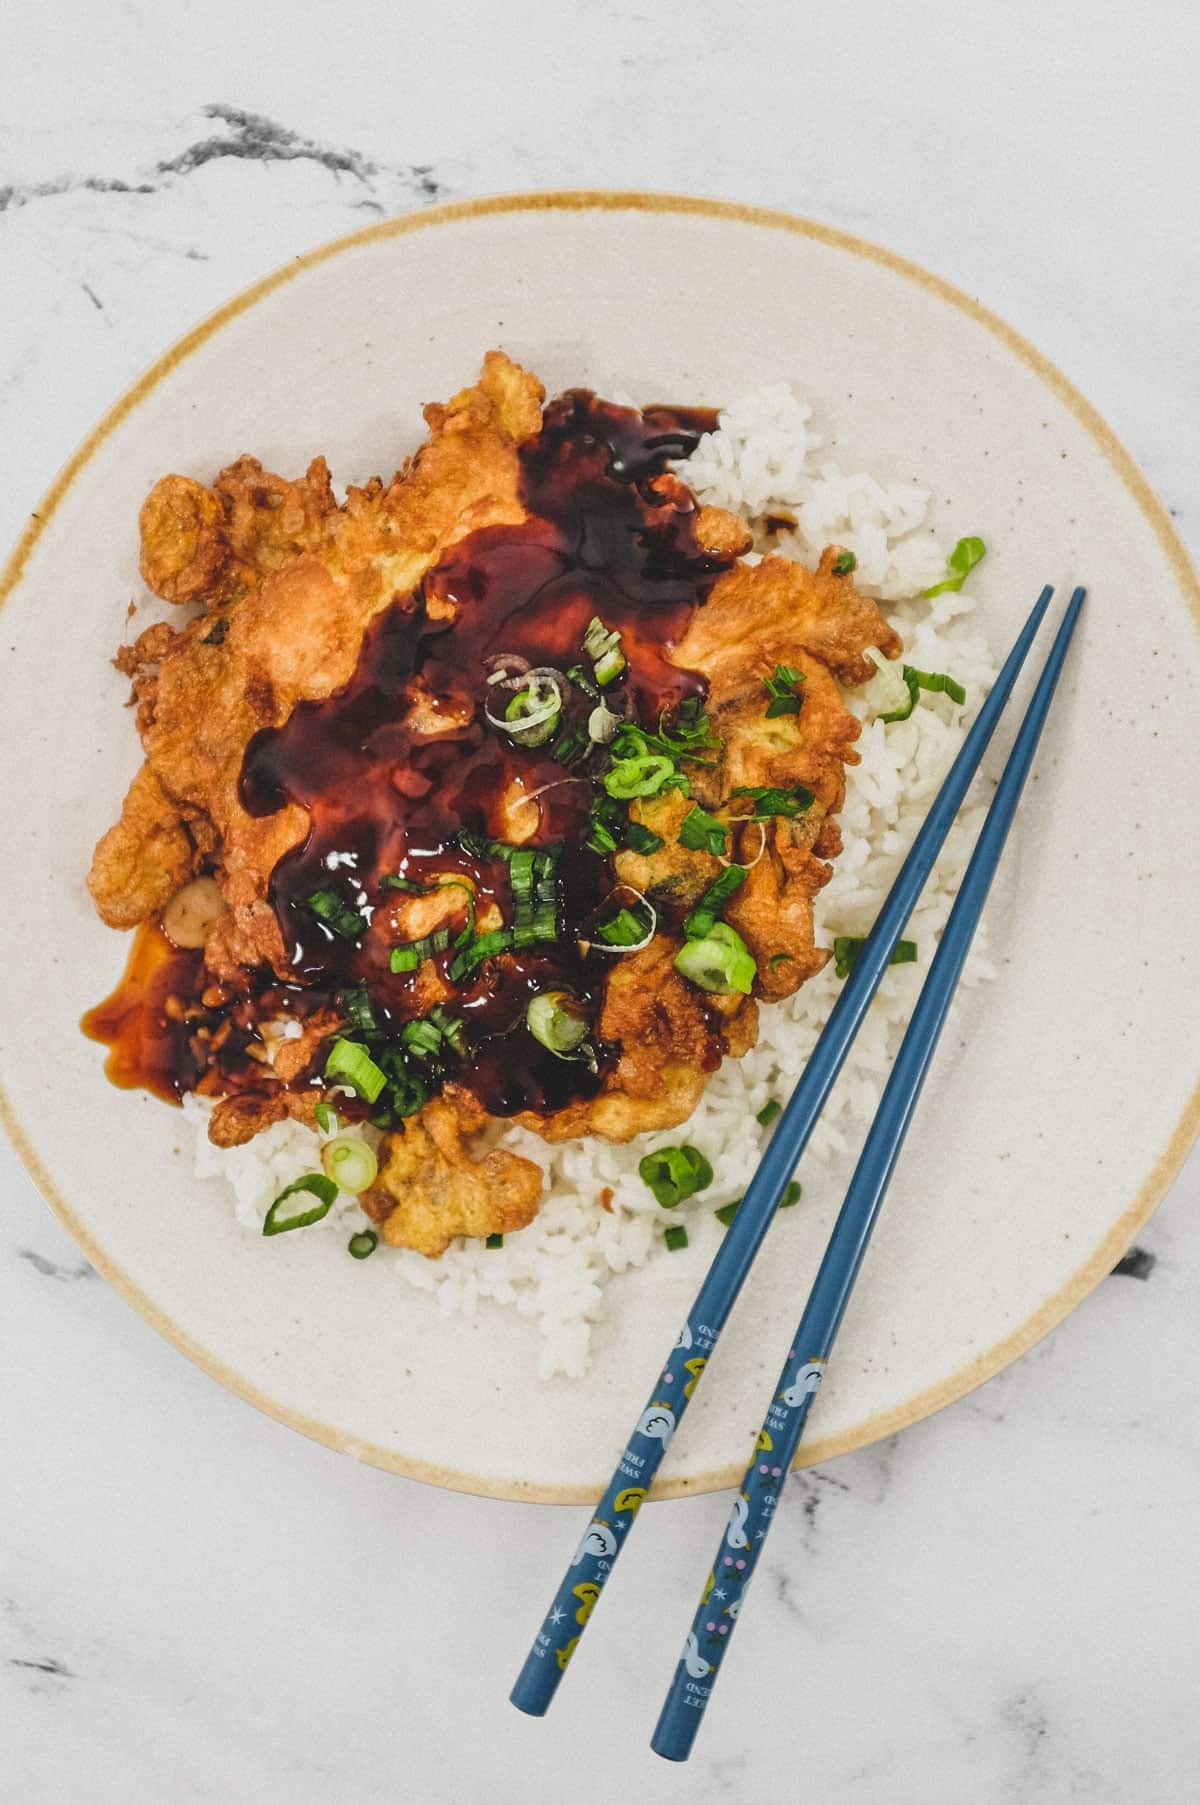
[[320, 1134, 379, 1195], [323, 1038, 387, 1103], [348, 1230, 379, 1260], [526, 991, 590, 1056], [263, 1173, 338, 1236], [674, 922, 757, 995]]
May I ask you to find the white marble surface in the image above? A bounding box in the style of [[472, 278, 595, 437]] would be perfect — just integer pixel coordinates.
[[3, 4, 1199, 1799]]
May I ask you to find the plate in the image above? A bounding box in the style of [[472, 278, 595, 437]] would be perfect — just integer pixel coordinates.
[[2, 192, 1198, 1503]]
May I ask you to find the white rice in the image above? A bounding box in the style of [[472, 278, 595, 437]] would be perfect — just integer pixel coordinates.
[[187, 384, 999, 1380]]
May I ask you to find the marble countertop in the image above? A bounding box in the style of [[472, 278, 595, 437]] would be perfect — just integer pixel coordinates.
[[3, 5, 1198, 1799]]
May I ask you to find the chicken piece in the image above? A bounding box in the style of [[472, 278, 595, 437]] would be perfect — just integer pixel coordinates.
[[88, 762, 197, 928], [101, 353, 544, 959], [139, 456, 337, 609], [362, 1089, 544, 1257], [525, 939, 755, 1144], [207, 1087, 325, 1147], [612, 788, 722, 911], [139, 476, 236, 606], [723, 830, 834, 999], [269, 1010, 343, 1085], [676, 545, 902, 690]]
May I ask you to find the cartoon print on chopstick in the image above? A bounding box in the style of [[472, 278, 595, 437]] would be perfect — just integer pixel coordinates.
[[635, 1402, 677, 1443], [682, 1356, 707, 1398], [725, 1492, 751, 1550], [681, 1632, 712, 1679], [613, 1486, 647, 1516], [555, 1637, 580, 1671], [570, 1521, 617, 1566], [779, 1356, 826, 1408], [572, 1583, 601, 1625]]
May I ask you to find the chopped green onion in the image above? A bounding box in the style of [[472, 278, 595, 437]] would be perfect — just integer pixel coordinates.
[[664, 1225, 689, 1252], [756, 1098, 782, 1127], [323, 1038, 387, 1103], [761, 664, 805, 719], [566, 662, 601, 701], [340, 986, 378, 1034], [427, 1006, 467, 1056], [485, 1233, 505, 1249], [526, 991, 590, 1055], [303, 887, 366, 940], [678, 805, 729, 856], [596, 904, 652, 947], [924, 535, 986, 598], [448, 928, 514, 981], [638, 1144, 713, 1208], [511, 847, 560, 949], [616, 701, 720, 763], [389, 924, 451, 972], [378, 875, 426, 894], [623, 822, 665, 855], [320, 1134, 379, 1195], [504, 684, 562, 745], [715, 1179, 801, 1230], [583, 616, 626, 684], [604, 754, 675, 800], [674, 922, 757, 995], [263, 1173, 338, 1236], [313, 1102, 338, 1136], [683, 865, 748, 940], [832, 550, 857, 576], [348, 1230, 378, 1260], [729, 784, 815, 820], [586, 817, 619, 855], [906, 665, 967, 706], [833, 935, 918, 979], [880, 667, 920, 723], [401, 1018, 446, 1060], [552, 724, 589, 766]]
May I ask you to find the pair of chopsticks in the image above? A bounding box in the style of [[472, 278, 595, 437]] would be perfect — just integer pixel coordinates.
[[511, 583, 1085, 1759]]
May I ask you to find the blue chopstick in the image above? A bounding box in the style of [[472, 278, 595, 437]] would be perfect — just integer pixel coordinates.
[[651, 586, 1085, 1761], [510, 584, 1056, 1718]]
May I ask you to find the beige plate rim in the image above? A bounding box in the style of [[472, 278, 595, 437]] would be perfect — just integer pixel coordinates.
[[3, 189, 1198, 1505]]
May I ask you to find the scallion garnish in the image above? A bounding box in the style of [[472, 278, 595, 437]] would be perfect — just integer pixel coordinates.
[[761, 664, 805, 719], [623, 822, 665, 855], [583, 616, 627, 686], [638, 1144, 713, 1208], [526, 991, 590, 1056], [566, 662, 601, 701], [678, 805, 729, 856], [715, 1179, 800, 1229], [313, 1102, 338, 1136], [323, 1038, 387, 1103], [906, 666, 967, 706], [604, 754, 676, 800], [924, 535, 986, 598], [485, 1233, 505, 1249], [320, 1134, 379, 1195], [263, 1173, 338, 1236], [448, 928, 514, 981], [832, 550, 857, 576], [729, 784, 815, 820], [552, 724, 590, 766], [340, 986, 379, 1034], [303, 887, 366, 940], [664, 1225, 689, 1252], [597, 905, 652, 946], [832, 936, 918, 979], [683, 865, 748, 940], [503, 683, 562, 745], [348, 1230, 378, 1259], [389, 924, 452, 973], [674, 922, 757, 995], [756, 1098, 782, 1127]]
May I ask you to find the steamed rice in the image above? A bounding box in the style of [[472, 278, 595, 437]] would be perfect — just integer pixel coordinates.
[[187, 382, 999, 1380]]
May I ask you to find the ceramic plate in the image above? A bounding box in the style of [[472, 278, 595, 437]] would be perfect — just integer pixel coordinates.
[[3, 193, 1198, 1502]]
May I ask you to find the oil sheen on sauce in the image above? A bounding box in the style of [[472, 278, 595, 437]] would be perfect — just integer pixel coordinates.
[[87, 392, 727, 1118]]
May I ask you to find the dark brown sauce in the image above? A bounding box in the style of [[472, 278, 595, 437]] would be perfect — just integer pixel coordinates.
[[87, 392, 727, 1118], [81, 921, 207, 1103]]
